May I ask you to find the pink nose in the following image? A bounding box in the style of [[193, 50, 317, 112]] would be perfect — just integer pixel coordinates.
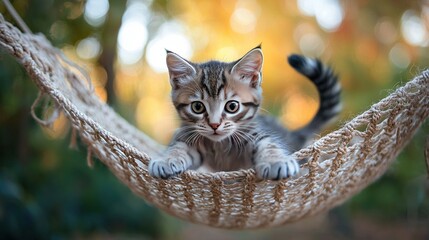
[[209, 123, 221, 130]]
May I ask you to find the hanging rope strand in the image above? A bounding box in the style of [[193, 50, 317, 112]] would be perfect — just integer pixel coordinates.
[[425, 136, 429, 179], [1, 0, 32, 34]]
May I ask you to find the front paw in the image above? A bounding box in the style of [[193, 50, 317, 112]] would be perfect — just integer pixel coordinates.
[[255, 156, 300, 180], [149, 156, 191, 179]]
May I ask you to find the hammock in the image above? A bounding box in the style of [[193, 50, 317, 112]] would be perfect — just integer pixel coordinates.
[[1, 14, 428, 229]]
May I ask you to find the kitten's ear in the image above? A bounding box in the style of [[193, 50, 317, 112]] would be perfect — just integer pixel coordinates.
[[166, 51, 196, 88], [231, 47, 263, 88]]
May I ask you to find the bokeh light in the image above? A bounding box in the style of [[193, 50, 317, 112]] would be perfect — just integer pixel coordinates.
[[401, 10, 429, 47], [281, 91, 318, 130], [117, 20, 148, 65], [76, 37, 101, 60], [297, 0, 344, 31], [230, 7, 258, 34], [374, 18, 398, 45], [298, 32, 325, 57], [117, 1, 150, 65], [84, 0, 109, 27], [389, 43, 411, 69], [145, 21, 193, 72]]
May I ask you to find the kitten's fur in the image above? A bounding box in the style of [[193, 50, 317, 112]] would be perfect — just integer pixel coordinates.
[[149, 46, 341, 180]]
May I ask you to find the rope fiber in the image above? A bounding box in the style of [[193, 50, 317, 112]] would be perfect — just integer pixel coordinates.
[[0, 14, 428, 229]]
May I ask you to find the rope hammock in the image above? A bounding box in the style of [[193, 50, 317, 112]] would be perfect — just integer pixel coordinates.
[[1, 14, 429, 229]]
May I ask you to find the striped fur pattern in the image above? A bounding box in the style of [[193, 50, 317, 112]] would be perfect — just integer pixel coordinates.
[[149, 46, 341, 180]]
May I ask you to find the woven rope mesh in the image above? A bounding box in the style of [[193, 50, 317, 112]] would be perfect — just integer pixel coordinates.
[[1, 15, 428, 229]]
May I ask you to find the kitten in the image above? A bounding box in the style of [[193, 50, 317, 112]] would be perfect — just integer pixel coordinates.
[[149, 46, 341, 180]]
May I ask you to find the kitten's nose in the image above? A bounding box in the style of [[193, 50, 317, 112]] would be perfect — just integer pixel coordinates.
[[209, 123, 221, 130]]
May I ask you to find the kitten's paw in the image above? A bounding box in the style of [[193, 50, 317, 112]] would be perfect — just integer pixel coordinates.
[[255, 156, 300, 180], [148, 157, 191, 179]]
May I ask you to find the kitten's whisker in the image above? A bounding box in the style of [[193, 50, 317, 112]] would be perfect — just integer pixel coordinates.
[[186, 132, 202, 146], [230, 131, 248, 156], [234, 134, 244, 155], [258, 107, 270, 114]]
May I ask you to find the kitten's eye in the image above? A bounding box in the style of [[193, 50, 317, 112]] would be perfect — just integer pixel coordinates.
[[225, 100, 240, 113], [191, 101, 205, 114]]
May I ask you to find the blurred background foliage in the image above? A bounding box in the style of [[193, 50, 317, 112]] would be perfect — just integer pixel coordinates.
[[0, 0, 428, 239]]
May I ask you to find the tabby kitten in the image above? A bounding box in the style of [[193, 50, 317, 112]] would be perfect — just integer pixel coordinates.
[[149, 46, 341, 180]]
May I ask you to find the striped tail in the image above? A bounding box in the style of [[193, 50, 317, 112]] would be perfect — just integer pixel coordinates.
[[287, 54, 341, 149]]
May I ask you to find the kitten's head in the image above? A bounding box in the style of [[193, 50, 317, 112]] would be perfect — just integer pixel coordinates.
[[166, 46, 263, 142]]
